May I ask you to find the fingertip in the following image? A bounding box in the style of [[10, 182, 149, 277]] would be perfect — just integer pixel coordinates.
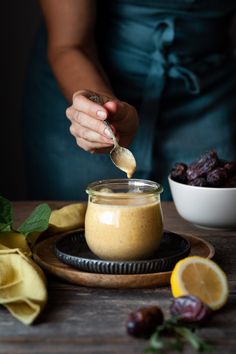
[[97, 110, 107, 119], [103, 101, 118, 113]]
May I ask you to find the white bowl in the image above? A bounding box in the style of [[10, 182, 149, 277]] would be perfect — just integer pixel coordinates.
[[168, 175, 236, 230]]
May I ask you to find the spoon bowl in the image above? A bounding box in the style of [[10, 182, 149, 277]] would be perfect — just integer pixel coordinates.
[[103, 121, 136, 178]]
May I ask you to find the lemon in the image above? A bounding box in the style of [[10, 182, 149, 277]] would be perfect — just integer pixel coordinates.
[[170, 256, 229, 310]]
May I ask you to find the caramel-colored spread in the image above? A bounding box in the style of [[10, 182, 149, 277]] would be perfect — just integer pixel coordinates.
[[85, 197, 163, 261], [111, 148, 136, 178]]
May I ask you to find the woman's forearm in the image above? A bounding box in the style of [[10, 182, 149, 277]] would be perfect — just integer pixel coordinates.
[[39, 0, 113, 103], [48, 46, 114, 102]]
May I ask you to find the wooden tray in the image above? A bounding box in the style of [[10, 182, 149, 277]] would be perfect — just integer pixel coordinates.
[[33, 232, 215, 288]]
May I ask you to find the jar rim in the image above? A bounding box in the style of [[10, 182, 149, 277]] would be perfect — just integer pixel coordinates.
[[86, 178, 163, 198]]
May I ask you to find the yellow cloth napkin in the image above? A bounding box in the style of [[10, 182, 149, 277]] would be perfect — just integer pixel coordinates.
[[47, 202, 87, 234], [0, 243, 47, 325], [0, 202, 87, 325]]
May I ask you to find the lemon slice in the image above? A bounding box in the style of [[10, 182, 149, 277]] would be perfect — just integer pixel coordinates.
[[170, 256, 229, 310]]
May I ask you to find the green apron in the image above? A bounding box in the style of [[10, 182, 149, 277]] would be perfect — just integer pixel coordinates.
[[23, 0, 236, 200]]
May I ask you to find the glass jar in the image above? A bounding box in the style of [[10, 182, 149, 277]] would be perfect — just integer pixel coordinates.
[[85, 179, 163, 261]]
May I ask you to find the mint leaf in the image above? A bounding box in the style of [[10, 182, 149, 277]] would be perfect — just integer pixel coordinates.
[[0, 196, 13, 231], [145, 317, 213, 354], [150, 332, 165, 350], [175, 327, 213, 353], [0, 224, 11, 232], [146, 332, 184, 354], [18, 203, 51, 236]]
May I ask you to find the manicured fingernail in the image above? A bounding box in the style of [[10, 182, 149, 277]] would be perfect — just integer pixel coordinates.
[[97, 110, 107, 118], [104, 128, 113, 139]]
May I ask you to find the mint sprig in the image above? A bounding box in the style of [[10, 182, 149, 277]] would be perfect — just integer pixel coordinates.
[[18, 203, 51, 236], [175, 326, 212, 352], [0, 196, 51, 238], [145, 317, 213, 354]]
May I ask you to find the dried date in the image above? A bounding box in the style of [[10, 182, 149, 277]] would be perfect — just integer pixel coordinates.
[[188, 177, 208, 187], [206, 167, 228, 187], [186, 150, 219, 181], [126, 306, 164, 338], [171, 163, 188, 184], [224, 161, 236, 177], [170, 296, 212, 324], [223, 176, 236, 188]]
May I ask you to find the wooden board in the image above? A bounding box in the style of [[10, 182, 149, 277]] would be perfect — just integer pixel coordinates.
[[33, 233, 215, 288]]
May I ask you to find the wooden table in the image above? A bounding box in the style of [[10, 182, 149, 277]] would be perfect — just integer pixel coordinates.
[[0, 201, 235, 354]]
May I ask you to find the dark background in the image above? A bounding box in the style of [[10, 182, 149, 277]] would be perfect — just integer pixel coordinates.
[[1, 0, 42, 200]]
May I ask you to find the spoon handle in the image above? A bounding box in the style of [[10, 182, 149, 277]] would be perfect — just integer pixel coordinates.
[[89, 95, 118, 147], [103, 120, 118, 147]]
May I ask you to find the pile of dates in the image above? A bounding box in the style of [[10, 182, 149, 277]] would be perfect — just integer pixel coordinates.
[[126, 295, 212, 338], [170, 150, 236, 187]]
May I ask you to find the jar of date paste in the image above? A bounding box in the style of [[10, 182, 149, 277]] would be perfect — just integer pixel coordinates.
[[84, 179, 163, 261]]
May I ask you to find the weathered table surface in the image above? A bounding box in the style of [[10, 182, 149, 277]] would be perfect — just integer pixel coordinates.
[[0, 201, 235, 354]]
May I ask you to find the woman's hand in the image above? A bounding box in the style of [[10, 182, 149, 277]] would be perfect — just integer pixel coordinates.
[[66, 90, 139, 153]]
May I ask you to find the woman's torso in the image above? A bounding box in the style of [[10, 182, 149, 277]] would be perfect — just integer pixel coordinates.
[[23, 0, 236, 200], [97, 0, 236, 95]]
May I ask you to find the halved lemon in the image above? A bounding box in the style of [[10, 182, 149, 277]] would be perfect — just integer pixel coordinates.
[[170, 256, 229, 310]]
